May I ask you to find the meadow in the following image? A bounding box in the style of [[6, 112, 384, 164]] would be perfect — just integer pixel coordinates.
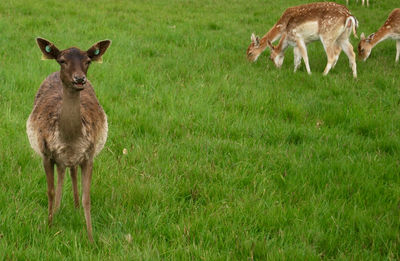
[[1, 0, 400, 259]]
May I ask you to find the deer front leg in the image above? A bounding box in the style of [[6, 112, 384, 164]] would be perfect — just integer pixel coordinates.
[[70, 166, 79, 208], [395, 40, 400, 63], [340, 40, 357, 78], [296, 39, 311, 74], [54, 164, 66, 212], [293, 47, 302, 72], [81, 160, 94, 242], [43, 157, 55, 226]]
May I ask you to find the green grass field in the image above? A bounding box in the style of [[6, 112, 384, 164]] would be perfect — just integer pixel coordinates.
[[1, 0, 400, 259]]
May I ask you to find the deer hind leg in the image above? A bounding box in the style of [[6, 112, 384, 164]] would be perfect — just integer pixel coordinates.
[[322, 43, 342, 73], [70, 166, 79, 208], [54, 165, 66, 212], [296, 39, 311, 74], [332, 45, 342, 69], [293, 47, 302, 72], [395, 40, 400, 63], [81, 160, 94, 242], [322, 44, 338, 76], [340, 40, 357, 78], [43, 157, 55, 226]]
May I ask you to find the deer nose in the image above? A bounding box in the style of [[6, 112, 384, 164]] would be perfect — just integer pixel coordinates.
[[73, 75, 86, 84]]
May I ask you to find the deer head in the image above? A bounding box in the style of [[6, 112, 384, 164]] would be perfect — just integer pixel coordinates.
[[358, 32, 373, 61], [36, 38, 111, 91], [247, 33, 262, 62], [266, 40, 284, 68]]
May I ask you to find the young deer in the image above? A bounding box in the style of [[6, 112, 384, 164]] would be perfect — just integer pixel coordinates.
[[346, 0, 369, 7], [27, 38, 111, 242], [247, 2, 358, 78], [358, 9, 400, 62]]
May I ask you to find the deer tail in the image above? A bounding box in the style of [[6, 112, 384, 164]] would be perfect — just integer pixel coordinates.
[[346, 16, 359, 39]]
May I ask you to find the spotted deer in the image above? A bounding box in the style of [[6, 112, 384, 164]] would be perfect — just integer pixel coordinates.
[[346, 0, 369, 7], [27, 38, 111, 242], [247, 2, 358, 78], [358, 9, 400, 62]]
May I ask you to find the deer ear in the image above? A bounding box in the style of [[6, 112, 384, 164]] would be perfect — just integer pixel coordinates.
[[360, 32, 365, 40], [36, 37, 60, 60], [266, 40, 274, 50], [251, 33, 257, 43], [87, 40, 111, 63], [251, 34, 260, 47]]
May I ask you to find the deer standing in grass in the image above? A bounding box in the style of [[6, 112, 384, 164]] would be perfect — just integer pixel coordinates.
[[358, 9, 400, 62], [247, 2, 358, 78], [27, 38, 111, 242], [346, 0, 369, 7]]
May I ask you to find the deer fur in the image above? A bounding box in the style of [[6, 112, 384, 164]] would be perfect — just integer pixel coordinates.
[[358, 9, 400, 62], [27, 37, 111, 242], [346, 0, 369, 7], [247, 2, 358, 78]]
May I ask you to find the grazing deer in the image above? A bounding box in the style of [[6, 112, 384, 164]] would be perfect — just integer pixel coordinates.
[[358, 8, 400, 62], [27, 38, 111, 242], [346, 0, 369, 7], [247, 2, 358, 78]]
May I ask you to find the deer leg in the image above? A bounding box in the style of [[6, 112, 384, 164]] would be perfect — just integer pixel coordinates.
[[332, 45, 342, 68], [43, 157, 55, 226], [395, 40, 400, 63], [320, 36, 340, 71], [340, 40, 357, 78], [323, 44, 338, 76], [293, 47, 302, 72], [54, 165, 66, 212], [296, 39, 311, 74], [81, 160, 94, 242], [70, 166, 79, 208]]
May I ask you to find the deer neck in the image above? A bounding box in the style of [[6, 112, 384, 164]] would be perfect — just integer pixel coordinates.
[[59, 86, 82, 141], [369, 27, 392, 47], [274, 33, 289, 53], [259, 24, 283, 51]]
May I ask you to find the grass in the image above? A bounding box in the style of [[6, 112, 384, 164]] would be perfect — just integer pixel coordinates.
[[1, 0, 400, 259]]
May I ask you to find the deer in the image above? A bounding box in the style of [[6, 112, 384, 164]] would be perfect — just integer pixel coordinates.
[[358, 9, 400, 63], [247, 2, 358, 78], [346, 0, 369, 7], [26, 37, 111, 242]]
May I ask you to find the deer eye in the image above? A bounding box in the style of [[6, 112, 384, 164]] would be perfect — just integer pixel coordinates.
[[58, 59, 66, 64]]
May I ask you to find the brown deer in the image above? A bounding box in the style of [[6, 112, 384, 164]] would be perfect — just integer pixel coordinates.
[[358, 9, 400, 62], [247, 2, 358, 78], [26, 38, 111, 242], [346, 0, 369, 7]]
